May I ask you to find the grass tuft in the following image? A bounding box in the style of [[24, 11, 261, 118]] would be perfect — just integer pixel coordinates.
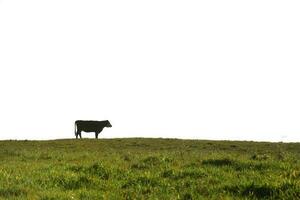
[[0, 187, 27, 198]]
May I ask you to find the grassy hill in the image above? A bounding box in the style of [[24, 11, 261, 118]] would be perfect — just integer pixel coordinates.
[[0, 138, 299, 199]]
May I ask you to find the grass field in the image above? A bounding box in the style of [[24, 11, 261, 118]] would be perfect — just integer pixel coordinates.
[[0, 138, 299, 199]]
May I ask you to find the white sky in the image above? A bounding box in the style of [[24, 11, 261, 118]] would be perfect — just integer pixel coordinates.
[[0, 0, 300, 142]]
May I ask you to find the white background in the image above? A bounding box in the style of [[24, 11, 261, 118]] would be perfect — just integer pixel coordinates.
[[0, 0, 299, 142]]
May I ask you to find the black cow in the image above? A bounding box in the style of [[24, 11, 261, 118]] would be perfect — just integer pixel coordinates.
[[75, 120, 112, 139]]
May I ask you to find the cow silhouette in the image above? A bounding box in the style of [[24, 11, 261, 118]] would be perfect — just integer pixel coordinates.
[[75, 120, 112, 139]]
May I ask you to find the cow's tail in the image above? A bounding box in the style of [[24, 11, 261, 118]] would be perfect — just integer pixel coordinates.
[[74, 121, 77, 136]]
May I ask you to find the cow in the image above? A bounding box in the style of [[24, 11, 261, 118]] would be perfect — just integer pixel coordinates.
[[75, 120, 112, 139]]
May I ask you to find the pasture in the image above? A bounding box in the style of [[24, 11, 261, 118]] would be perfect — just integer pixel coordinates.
[[0, 138, 299, 199]]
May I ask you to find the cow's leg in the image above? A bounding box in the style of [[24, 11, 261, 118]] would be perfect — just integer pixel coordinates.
[[78, 130, 82, 139], [95, 132, 99, 139]]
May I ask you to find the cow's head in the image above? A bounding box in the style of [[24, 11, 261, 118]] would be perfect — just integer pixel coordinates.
[[106, 120, 112, 128]]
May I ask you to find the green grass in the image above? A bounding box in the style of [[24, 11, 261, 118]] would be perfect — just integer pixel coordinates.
[[0, 138, 299, 199]]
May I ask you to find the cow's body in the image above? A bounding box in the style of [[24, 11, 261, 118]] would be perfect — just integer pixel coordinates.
[[75, 120, 112, 139]]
